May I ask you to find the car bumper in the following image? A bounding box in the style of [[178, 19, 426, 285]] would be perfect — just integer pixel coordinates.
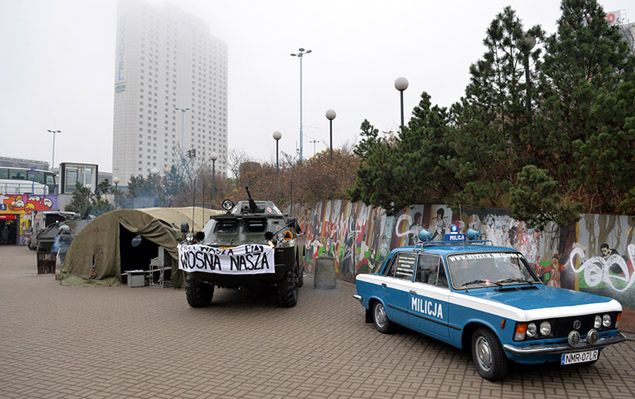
[[502, 332, 627, 356], [353, 294, 362, 302]]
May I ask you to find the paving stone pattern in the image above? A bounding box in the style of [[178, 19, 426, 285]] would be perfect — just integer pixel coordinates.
[[1, 246, 635, 399]]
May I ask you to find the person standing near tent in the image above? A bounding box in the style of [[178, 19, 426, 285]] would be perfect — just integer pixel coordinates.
[[52, 225, 74, 265]]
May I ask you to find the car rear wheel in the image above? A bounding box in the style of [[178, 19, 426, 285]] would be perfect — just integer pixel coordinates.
[[471, 327, 508, 381], [373, 301, 394, 333], [185, 275, 214, 308]]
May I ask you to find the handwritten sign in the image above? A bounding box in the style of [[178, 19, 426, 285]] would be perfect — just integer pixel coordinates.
[[178, 244, 275, 275]]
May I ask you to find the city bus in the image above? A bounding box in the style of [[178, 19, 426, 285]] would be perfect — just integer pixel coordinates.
[[0, 167, 55, 194]]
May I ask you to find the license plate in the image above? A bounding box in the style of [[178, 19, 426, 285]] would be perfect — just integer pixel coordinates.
[[561, 350, 599, 365]]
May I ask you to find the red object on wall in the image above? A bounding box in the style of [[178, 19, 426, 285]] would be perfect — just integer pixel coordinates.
[[0, 214, 18, 220]]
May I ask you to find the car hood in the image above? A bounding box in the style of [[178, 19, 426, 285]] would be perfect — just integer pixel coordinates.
[[463, 285, 613, 310]]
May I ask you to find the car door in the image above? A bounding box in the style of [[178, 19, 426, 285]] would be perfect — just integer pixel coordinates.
[[382, 252, 417, 326], [407, 253, 450, 339]]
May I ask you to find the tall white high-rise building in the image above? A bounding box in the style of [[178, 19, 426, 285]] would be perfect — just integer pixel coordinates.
[[113, 0, 227, 184]]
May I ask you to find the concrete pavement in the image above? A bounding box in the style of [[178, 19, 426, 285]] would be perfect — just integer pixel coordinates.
[[1, 245, 635, 399]]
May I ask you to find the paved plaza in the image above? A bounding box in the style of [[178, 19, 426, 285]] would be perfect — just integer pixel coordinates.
[[1, 246, 635, 399]]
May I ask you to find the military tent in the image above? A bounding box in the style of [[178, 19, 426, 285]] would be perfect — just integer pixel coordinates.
[[60, 207, 222, 286]]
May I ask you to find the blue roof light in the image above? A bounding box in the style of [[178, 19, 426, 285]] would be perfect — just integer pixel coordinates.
[[418, 229, 433, 242], [466, 229, 482, 240]]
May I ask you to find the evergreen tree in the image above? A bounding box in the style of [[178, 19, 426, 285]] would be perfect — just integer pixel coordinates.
[[350, 120, 403, 214], [65, 184, 93, 217], [539, 0, 635, 212], [511, 165, 581, 229], [450, 7, 543, 208]]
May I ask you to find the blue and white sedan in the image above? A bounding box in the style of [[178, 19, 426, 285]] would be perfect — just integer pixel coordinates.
[[354, 229, 626, 381]]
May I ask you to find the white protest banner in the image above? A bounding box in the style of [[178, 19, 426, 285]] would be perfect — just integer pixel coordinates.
[[178, 244, 275, 275]]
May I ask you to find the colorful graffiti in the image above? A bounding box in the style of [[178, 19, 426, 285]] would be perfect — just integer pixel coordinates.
[[0, 194, 59, 245], [0, 194, 57, 214], [296, 200, 635, 308]]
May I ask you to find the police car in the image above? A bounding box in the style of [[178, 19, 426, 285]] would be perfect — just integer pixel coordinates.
[[354, 227, 626, 381]]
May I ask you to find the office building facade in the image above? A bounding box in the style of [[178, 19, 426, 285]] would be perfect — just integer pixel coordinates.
[[113, 0, 227, 184]]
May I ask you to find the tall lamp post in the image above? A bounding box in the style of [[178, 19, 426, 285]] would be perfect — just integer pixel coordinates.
[[272, 131, 282, 175], [325, 109, 336, 160], [174, 106, 190, 155], [394, 77, 409, 130], [309, 139, 318, 156], [290, 48, 312, 162], [186, 149, 196, 233], [112, 176, 120, 208], [522, 33, 536, 124], [210, 152, 218, 210], [46, 129, 61, 170]]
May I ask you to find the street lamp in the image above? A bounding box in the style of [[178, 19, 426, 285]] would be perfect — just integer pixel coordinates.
[[309, 139, 318, 156], [210, 152, 218, 210], [186, 148, 196, 233], [46, 129, 61, 170], [112, 176, 120, 207], [290, 47, 312, 162], [394, 77, 409, 130], [522, 33, 536, 123], [174, 106, 191, 155], [325, 109, 336, 160], [272, 131, 282, 175]]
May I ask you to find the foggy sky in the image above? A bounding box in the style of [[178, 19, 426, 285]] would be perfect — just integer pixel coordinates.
[[0, 0, 631, 175]]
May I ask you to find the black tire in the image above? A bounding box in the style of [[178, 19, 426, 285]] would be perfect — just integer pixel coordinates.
[[185, 275, 214, 308], [471, 327, 508, 381], [372, 301, 394, 333], [277, 267, 298, 307]]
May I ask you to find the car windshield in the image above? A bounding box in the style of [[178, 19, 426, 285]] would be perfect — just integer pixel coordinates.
[[446, 252, 540, 289]]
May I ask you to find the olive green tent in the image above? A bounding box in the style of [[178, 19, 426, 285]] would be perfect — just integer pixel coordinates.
[[60, 207, 222, 287]]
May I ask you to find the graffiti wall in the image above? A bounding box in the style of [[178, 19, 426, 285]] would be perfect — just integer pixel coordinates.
[[296, 200, 635, 308], [568, 214, 635, 308], [0, 194, 59, 245]]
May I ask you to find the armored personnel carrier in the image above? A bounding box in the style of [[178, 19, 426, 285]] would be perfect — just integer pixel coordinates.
[[179, 187, 305, 308]]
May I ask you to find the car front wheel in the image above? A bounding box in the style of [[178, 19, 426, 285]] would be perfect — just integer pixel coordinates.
[[372, 301, 394, 334], [471, 327, 508, 381]]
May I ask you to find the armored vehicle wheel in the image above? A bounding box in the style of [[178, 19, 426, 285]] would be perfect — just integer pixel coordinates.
[[372, 301, 394, 333], [277, 267, 298, 307], [471, 327, 508, 381], [186, 275, 214, 308]]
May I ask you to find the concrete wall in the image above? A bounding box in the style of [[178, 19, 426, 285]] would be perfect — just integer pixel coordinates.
[[296, 200, 635, 308]]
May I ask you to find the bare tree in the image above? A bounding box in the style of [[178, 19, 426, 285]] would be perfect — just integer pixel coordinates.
[[227, 149, 250, 180]]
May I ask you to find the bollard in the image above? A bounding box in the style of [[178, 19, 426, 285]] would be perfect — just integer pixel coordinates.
[[314, 255, 336, 289]]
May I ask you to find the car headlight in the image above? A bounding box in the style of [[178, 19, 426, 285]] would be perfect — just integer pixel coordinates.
[[603, 314, 611, 328], [527, 322, 537, 338], [540, 321, 551, 336], [594, 315, 602, 329]]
